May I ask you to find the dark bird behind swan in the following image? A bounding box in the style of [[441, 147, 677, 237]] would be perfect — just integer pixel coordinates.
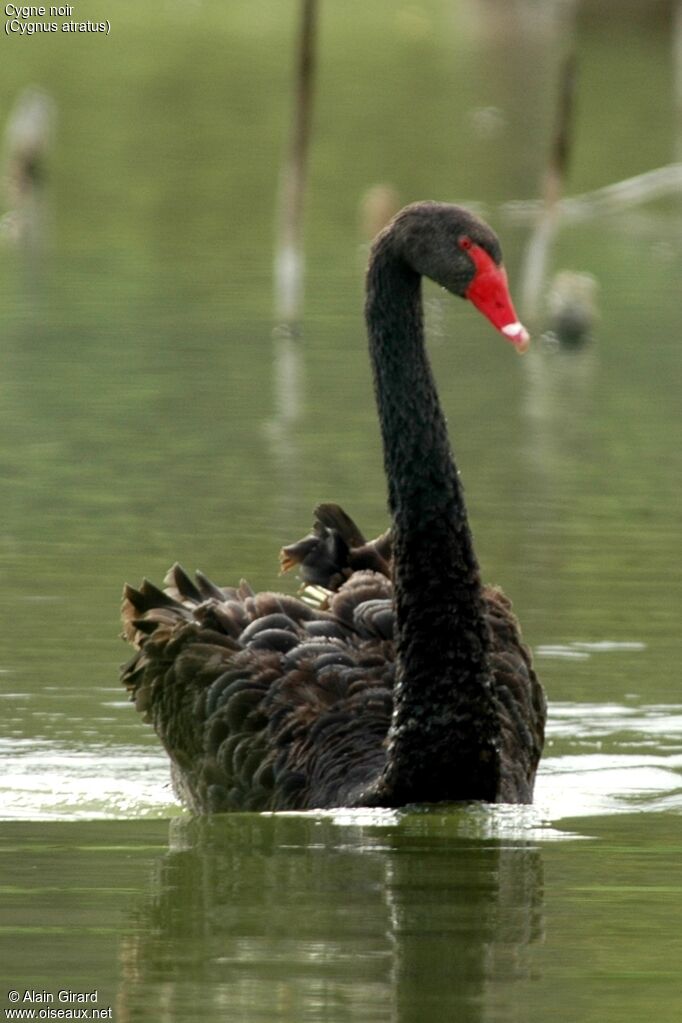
[[121, 202, 546, 812]]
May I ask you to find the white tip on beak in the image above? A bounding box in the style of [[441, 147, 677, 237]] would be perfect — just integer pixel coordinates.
[[501, 321, 531, 353]]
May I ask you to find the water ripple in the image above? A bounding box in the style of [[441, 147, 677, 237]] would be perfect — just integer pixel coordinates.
[[1, 702, 680, 826], [0, 739, 178, 821]]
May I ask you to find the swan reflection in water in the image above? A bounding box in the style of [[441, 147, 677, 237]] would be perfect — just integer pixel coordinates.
[[118, 811, 544, 1022]]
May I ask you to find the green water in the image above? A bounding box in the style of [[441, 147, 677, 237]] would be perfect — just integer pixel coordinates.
[[1, 813, 681, 1022], [1, 2, 681, 1020]]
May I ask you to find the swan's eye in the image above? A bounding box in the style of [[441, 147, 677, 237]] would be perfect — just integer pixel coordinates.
[[458, 236, 473, 251]]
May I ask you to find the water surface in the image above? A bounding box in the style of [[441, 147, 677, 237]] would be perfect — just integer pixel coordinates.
[[1, 2, 681, 1021]]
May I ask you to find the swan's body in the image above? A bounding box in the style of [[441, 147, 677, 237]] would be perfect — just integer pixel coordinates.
[[121, 202, 546, 811]]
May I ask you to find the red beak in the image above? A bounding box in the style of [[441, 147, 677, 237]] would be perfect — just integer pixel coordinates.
[[463, 242, 530, 352]]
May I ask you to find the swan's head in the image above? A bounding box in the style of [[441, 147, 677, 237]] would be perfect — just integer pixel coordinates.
[[387, 201, 530, 352]]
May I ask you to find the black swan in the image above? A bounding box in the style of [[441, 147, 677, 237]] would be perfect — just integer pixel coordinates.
[[121, 202, 546, 812]]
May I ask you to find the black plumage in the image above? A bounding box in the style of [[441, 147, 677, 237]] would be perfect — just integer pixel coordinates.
[[121, 202, 546, 812]]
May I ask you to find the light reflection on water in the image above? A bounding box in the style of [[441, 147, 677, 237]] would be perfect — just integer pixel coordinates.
[[536, 640, 647, 660], [0, 740, 178, 821], [2, 701, 681, 828]]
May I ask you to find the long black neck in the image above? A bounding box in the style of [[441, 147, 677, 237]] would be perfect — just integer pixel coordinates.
[[364, 242, 501, 804]]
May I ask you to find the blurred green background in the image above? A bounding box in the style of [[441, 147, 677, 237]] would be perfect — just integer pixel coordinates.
[[0, 2, 681, 1020]]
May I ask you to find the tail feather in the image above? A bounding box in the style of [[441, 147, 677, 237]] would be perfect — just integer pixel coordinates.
[[314, 503, 367, 547], [164, 562, 203, 603]]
